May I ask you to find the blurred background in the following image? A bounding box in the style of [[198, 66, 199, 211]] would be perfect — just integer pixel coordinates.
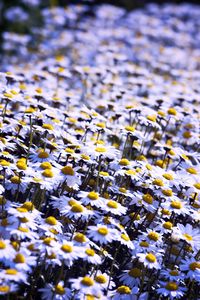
[[1, 0, 200, 54]]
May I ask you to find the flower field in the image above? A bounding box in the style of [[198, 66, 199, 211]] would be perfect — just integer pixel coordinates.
[[0, 2, 200, 299]]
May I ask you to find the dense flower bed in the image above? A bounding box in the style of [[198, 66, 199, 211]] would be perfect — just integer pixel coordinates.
[[0, 2, 200, 300]]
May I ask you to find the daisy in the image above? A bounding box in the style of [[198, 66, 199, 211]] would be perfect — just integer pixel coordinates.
[[82, 143, 120, 160], [58, 164, 81, 187], [58, 241, 81, 266], [70, 276, 101, 298], [87, 224, 118, 245], [0, 239, 16, 260], [78, 190, 106, 207], [119, 268, 142, 287], [102, 199, 127, 216], [61, 203, 94, 221], [110, 285, 139, 300], [161, 197, 190, 215], [160, 268, 184, 282], [137, 252, 162, 269], [40, 281, 71, 300], [81, 247, 102, 265], [116, 232, 134, 249], [9, 250, 37, 271], [173, 223, 200, 251], [94, 271, 115, 290], [39, 216, 63, 235], [0, 268, 27, 283], [180, 257, 200, 282], [9, 226, 39, 240], [29, 148, 54, 163], [5, 175, 28, 195], [0, 283, 18, 295], [156, 281, 187, 299]]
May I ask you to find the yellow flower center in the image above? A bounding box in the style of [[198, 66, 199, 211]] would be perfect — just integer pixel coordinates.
[[170, 200, 182, 209], [146, 253, 156, 263], [47, 253, 56, 259], [140, 241, 149, 247], [85, 249, 95, 256], [99, 171, 109, 176], [81, 154, 90, 160], [167, 108, 177, 115], [98, 227, 108, 236], [194, 183, 200, 190], [71, 204, 84, 213], [0, 285, 10, 293], [87, 191, 99, 200], [107, 200, 118, 209], [162, 173, 174, 180], [14, 254, 25, 264], [86, 295, 95, 300], [54, 284, 65, 295], [45, 216, 57, 225], [68, 199, 77, 206], [2, 151, 9, 155], [183, 233, 193, 241], [1, 218, 8, 226], [61, 166, 74, 176], [10, 176, 21, 184], [42, 124, 54, 130], [20, 217, 29, 223], [6, 269, 18, 275], [42, 169, 54, 178], [189, 262, 200, 271], [65, 148, 74, 154], [0, 240, 6, 249], [125, 169, 136, 175], [119, 158, 130, 166], [128, 268, 142, 278], [35, 88, 42, 94], [162, 189, 173, 197], [40, 162, 52, 170], [165, 282, 178, 291], [21, 202, 34, 211], [95, 147, 106, 153], [18, 227, 29, 232], [38, 150, 49, 159], [73, 233, 86, 243], [186, 167, 197, 175], [16, 159, 27, 170], [143, 194, 153, 204], [96, 122, 106, 128], [81, 277, 94, 286], [125, 125, 135, 132], [183, 131, 192, 139], [33, 177, 43, 182], [148, 232, 159, 241], [117, 286, 131, 294], [16, 207, 28, 213], [0, 159, 10, 167], [121, 234, 130, 241], [169, 270, 179, 276], [163, 222, 173, 230], [119, 187, 127, 193], [61, 244, 73, 253], [43, 237, 54, 245], [95, 275, 107, 284], [147, 115, 156, 122], [4, 93, 13, 98], [136, 155, 147, 161], [153, 179, 164, 186], [25, 107, 35, 114]]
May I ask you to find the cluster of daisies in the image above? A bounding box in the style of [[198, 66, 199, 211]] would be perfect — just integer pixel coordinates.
[[0, 2, 200, 300]]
